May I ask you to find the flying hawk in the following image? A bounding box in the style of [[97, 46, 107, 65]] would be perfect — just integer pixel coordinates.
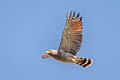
[[42, 11, 93, 68]]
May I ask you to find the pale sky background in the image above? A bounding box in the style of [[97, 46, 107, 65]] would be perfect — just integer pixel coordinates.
[[0, 0, 120, 80]]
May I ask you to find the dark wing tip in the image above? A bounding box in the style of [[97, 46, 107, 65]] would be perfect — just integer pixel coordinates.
[[69, 11, 82, 20], [80, 16, 82, 21], [67, 11, 82, 23], [73, 11, 76, 17], [76, 13, 80, 18]]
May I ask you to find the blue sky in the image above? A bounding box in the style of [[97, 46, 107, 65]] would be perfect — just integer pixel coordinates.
[[0, 0, 120, 80]]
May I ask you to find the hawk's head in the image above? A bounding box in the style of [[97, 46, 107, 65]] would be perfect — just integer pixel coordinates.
[[42, 49, 58, 59], [46, 50, 52, 54]]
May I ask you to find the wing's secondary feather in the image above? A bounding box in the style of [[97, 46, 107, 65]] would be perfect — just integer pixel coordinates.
[[58, 11, 83, 55]]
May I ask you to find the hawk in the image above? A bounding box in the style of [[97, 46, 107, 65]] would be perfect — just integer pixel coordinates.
[[42, 11, 93, 68]]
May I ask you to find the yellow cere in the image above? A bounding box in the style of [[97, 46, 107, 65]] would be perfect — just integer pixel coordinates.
[[46, 50, 50, 53]]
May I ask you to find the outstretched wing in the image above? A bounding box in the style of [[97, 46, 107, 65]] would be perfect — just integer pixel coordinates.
[[58, 11, 83, 55]]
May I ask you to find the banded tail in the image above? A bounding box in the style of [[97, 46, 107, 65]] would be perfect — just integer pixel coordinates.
[[75, 57, 93, 68]]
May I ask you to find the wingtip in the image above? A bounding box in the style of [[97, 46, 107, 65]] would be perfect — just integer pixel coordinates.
[[67, 11, 82, 21], [70, 11, 72, 18], [73, 11, 76, 17], [66, 12, 69, 23], [67, 12, 69, 18], [80, 16, 82, 21], [76, 13, 80, 18]]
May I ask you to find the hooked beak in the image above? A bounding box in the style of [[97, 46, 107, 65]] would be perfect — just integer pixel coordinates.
[[42, 53, 49, 59]]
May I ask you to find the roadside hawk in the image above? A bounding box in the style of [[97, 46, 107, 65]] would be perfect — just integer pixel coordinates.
[[42, 11, 93, 68]]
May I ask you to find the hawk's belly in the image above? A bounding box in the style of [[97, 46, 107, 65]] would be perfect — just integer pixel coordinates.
[[56, 57, 75, 63], [50, 53, 76, 63]]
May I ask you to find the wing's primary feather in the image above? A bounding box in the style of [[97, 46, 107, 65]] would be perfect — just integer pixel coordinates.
[[58, 11, 83, 55]]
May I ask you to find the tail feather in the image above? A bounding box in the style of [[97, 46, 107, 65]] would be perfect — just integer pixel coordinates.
[[75, 57, 93, 68]]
